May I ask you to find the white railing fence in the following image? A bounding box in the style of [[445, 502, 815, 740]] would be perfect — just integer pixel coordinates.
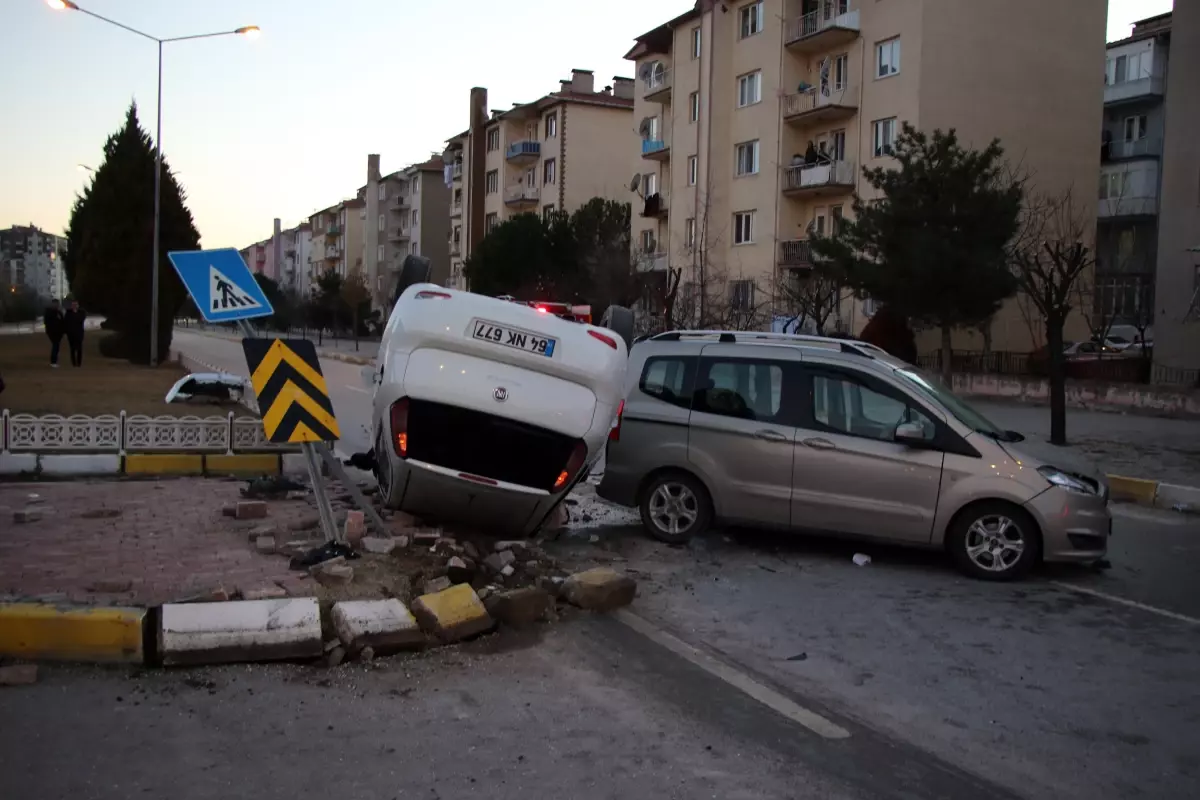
[[1, 410, 298, 455]]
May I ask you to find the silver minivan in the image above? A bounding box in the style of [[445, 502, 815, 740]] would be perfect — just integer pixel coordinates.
[[598, 331, 1111, 581]]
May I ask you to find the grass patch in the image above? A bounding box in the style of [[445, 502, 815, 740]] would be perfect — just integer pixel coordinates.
[[0, 332, 243, 417]]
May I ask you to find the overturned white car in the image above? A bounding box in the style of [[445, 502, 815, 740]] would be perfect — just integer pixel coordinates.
[[361, 257, 632, 536]]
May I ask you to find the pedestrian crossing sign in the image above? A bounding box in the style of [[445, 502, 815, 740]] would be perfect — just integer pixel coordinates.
[[167, 248, 274, 324]]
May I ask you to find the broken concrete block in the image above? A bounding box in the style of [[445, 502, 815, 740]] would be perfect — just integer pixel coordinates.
[[316, 564, 354, 586], [422, 576, 453, 595], [0, 664, 38, 686], [537, 576, 565, 598], [494, 540, 528, 553], [235, 501, 268, 520], [462, 541, 481, 561], [159, 598, 322, 667], [562, 568, 637, 612], [222, 504, 238, 518], [361, 536, 396, 555], [484, 550, 516, 573], [254, 535, 277, 555], [325, 646, 346, 667], [243, 585, 288, 601], [490, 588, 553, 629], [288, 515, 320, 532], [410, 584, 494, 643], [331, 599, 425, 653], [446, 556, 473, 584], [343, 510, 366, 546], [412, 530, 441, 547], [12, 508, 43, 524], [500, 564, 515, 578]]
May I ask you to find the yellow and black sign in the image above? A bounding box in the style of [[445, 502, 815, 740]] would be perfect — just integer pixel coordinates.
[[241, 338, 341, 444]]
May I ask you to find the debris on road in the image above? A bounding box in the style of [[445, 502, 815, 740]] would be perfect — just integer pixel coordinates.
[[12, 508, 43, 524], [234, 500, 268, 520], [487, 587, 554, 629], [0, 664, 38, 686], [562, 567, 637, 612], [411, 584, 495, 643], [361, 536, 397, 555], [852, 553, 872, 567], [331, 599, 425, 654]]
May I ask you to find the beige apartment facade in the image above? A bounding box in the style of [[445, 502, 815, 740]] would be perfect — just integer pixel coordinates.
[[444, 70, 638, 291], [626, 0, 1105, 350], [363, 154, 451, 308], [308, 197, 365, 284]]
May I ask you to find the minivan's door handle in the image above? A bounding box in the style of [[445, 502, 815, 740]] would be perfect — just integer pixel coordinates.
[[801, 437, 837, 450], [754, 429, 788, 442]]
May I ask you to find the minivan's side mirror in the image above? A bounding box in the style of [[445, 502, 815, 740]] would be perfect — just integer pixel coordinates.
[[894, 421, 932, 446]]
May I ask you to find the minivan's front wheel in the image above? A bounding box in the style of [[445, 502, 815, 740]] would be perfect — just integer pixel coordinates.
[[947, 501, 1041, 581], [640, 472, 712, 545]]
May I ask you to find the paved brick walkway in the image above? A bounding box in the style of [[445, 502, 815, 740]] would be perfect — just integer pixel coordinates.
[[0, 479, 321, 606]]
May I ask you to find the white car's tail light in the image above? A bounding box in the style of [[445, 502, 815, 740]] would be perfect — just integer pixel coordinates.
[[390, 398, 410, 457], [553, 441, 588, 491], [415, 290, 451, 299], [588, 330, 618, 349], [609, 399, 625, 442]]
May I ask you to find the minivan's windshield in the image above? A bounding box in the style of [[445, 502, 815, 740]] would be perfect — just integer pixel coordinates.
[[895, 367, 1010, 439]]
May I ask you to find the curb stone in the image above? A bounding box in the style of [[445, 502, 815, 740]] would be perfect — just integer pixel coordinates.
[[1106, 473, 1200, 514]]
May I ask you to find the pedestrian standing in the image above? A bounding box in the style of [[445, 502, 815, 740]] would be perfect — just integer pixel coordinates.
[[43, 299, 65, 368], [63, 299, 87, 368]]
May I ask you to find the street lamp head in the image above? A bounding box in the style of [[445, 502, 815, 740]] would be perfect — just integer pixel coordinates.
[[235, 25, 261, 39], [46, 0, 80, 10]]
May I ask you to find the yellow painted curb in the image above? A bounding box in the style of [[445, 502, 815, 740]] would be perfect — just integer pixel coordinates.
[[124, 454, 205, 475], [1106, 474, 1159, 505], [205, 454, 281, 476], [410, 584, 494, 643], [0, 604, 145, 663]]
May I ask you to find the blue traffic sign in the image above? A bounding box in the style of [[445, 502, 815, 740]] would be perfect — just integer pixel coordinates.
[[167, 248, 274, 324]]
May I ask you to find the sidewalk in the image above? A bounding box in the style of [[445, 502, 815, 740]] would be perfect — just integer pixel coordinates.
[[974, 400, 1200, 487], [176, 324, 378, 364]]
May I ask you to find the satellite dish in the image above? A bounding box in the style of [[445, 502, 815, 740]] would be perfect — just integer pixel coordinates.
[[629, 174, 642, 193], [637, 117, 653, 137]]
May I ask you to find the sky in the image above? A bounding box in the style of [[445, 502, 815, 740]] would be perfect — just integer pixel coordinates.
[[0, 0, 1174, 249]]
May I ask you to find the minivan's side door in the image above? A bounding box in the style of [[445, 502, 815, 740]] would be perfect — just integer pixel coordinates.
[[686, 348, 800, 527], [791, 364, 944, 543]]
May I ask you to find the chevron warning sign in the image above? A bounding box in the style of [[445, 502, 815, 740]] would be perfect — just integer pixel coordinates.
[[241, 338, 341, 444]]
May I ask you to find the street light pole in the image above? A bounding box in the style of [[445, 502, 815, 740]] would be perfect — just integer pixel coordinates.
[[46, 0, 259, 366]]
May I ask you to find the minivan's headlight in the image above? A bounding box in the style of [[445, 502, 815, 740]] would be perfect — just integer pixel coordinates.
[[1038, 466, 1098, 495]]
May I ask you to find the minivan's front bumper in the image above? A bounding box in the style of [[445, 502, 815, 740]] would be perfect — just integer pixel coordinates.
[[1025, 487, 1111, 563]]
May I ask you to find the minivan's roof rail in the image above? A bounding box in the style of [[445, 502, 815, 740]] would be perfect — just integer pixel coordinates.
[[650, 330, 880, 358]]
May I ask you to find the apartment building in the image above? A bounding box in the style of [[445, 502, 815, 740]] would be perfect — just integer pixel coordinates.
[[1100, 9, 1200, 380], [1, 224, 69, 300], [363, 153, 451, 307], [238, 220, 314, 297], [626, 0, 1104, 348], [444, 70, 637, 290], [308, 198, 365, 281]]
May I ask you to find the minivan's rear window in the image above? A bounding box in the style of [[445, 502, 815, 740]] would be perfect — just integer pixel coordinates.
[[639, 357, 695, 409]]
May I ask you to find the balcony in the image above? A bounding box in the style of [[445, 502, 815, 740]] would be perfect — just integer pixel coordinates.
[[451, 201, 463, 218], [390, 195, 410, 210], [784, 4, 860, 52], [782, 85, 858, 126], [389, 226, 410, 242], [643, 65, 671, 103], [504, 184, 540, 207], [452, 161, 463, 180], [506, 140, 541, 164], [1104, 76, 1165, 106], [1105, 137, 1163, 160], [325, 224, 342, 238], [642, 139, 670, 162], [778, 239, 815, 268], [1099, 163, 1159, 219], [636, 251, 669, 273], [782, 160, 856, 197], [450, 239, 462, 257], [640, 192, 668, 219]]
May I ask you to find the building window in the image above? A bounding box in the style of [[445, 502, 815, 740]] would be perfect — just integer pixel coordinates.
[[545, 113, 557, 138], [486, 128, 500, 151], [830, 129, 847, 161], [1123, 115, 1147, 142], [378, 214, 385, 232], [377, 244, 385, 262], [640, 229, 657, 253], [833, 54, 848, 90], [1100, 170, 1129, 199], [485, 212, 498, 232], [543, 204, 556, 220], [412, 209, 419, 225], [378, 184, 387, 201], [543, 158, 556, 185], [729, 281, 756, 313], [872, 118, 897, 157], [733, 211, 754, 244], [876, 38, 900, 78], [736, 71, 761, 107], [412, 179, 419, 194], [831, 205, 845, 234], [691, 26, 701, 59], [687, 156, 698, 186], [643, 172, 658, 197], [738, 2, 763, 39], [735, 140, 760, 176], [485, 170, 499, 194], [689, 91, 700, 122], [685, 218, 696, 249]]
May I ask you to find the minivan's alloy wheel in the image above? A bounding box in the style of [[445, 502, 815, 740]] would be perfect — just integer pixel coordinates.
[[948, 502, 1041, 581], [639, 472, 713, 545]]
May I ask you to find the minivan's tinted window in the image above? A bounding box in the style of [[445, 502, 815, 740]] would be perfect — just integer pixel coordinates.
[[639, 357, 694, 409], [695, 359, 783, 421]]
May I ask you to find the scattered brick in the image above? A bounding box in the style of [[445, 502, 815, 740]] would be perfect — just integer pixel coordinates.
[[235, 501, 268, 520]]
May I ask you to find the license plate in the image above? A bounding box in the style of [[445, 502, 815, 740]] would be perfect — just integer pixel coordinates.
[[470, 319, 556, 357]]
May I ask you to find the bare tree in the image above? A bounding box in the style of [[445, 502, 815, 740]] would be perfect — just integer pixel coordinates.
[[1008, 188, 1095, 445], [772, 265, 847, 335]]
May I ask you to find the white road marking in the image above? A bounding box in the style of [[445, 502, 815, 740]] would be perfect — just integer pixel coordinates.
[[344, 386, 370, 394], [1049, 581, 1200, 626], [615, 609, 851, 740]]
